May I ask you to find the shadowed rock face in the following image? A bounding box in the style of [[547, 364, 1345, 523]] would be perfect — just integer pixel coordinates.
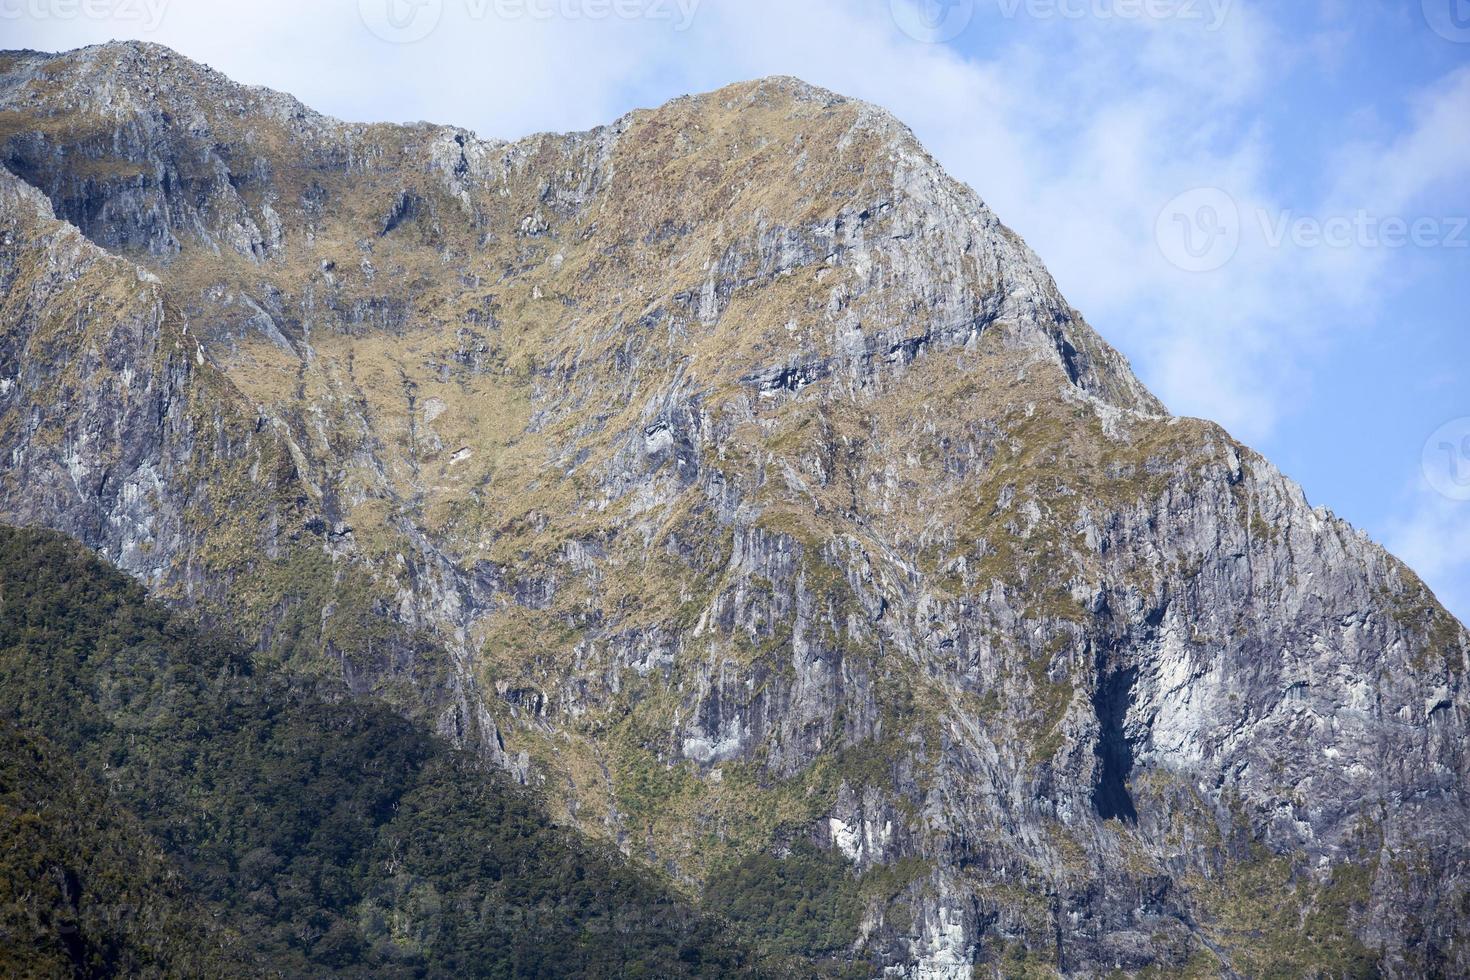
[[2, 40, 1467, 977], [1091, 662, 1139, 824]]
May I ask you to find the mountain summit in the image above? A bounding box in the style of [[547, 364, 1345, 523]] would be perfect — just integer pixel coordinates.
[[2, 41, 1466, 977]]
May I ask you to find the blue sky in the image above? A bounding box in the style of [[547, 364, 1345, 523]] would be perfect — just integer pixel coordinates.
[[6, 0, 1469, 621]]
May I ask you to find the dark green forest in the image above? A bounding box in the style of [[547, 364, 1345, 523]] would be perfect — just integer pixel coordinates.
[[0, 526, 773, 978]]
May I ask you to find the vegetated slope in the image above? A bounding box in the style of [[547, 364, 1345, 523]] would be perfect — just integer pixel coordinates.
[[0, 41, 1467, 977], [0, 524, 769, 978], [0, 722, 236, 977]]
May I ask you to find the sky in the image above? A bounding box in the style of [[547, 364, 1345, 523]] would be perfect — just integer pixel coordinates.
[[5, 0, 1469, 622]]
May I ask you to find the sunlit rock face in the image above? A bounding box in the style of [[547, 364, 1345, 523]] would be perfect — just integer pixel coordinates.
[[2, 41, 1467, 977]]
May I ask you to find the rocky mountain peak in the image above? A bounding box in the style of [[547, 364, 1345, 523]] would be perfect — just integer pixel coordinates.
[[0, 40, 322, 126], [1, 43, 1161, 419]]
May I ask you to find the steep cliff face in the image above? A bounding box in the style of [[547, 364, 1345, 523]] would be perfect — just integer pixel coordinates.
[[1, 41, 1466, 977], [0, 159, 495, 759]]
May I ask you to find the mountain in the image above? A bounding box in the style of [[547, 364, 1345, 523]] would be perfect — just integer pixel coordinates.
[[1, 40, 1466, 977]]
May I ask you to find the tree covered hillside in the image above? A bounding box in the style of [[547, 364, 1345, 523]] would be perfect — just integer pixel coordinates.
[[0, 525, 770, 978]]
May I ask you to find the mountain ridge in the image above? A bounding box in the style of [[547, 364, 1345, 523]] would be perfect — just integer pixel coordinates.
[[0, 40, 1164, 418]]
